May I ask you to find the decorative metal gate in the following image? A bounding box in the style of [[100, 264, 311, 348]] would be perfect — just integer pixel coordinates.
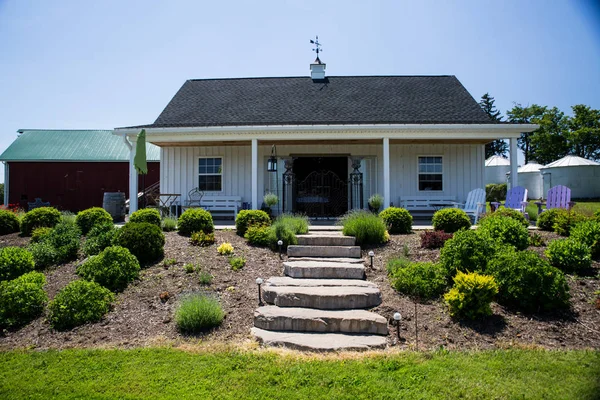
[[296, 170, 348, 218]]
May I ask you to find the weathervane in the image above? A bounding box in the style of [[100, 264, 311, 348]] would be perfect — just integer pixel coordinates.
[[310, 36, 322, 58]]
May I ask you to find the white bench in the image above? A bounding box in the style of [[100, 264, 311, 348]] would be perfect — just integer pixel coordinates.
[[399, 196, 457, 212], [200, 196, 242, 219]]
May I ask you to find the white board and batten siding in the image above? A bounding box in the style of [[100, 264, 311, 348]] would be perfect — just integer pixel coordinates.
[[160, 143, 485, 207]]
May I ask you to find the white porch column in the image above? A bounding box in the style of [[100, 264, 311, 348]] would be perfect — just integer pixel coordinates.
[[251, 139, 258, 209], [509, 137, 518, 189], [3, 162, 8, 206], [128, 136, 138, 214], [383, 137, 391, 209]]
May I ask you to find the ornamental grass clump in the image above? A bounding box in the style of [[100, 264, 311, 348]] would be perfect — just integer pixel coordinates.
[[570, 220, 600, 259], [274, 213, 309, 235], [0, 247, 35, 282], [113, 222, 165, 265], [0, 271, 47, 329], [77, 246, 140, 292], [444, 271, 498, 320], [20, 207, 61, 236], [340, 210, 388, 246], [545, 238, 592, 274], [0, 209, 20, 235], [477, 215, 530, 250], [379, 207, 412, 234], [432, 208, 471, 233], [177, 208, 214, 236], [175, 293, 224, 334], [235, 210, 270, 236], [129, 208, 162, 227], [75, 207, 113, 235], [387, 259, 448, 300], [161, 216, 177, 232], [368, 194, 384, 212]]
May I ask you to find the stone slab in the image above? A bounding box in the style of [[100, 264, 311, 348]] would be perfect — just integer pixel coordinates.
[[288, 245, 361, 258], [262, 285, 382, 309], [267, 277, 376, 288], [251, 328, 387, 351], [288, 257, 364, 264], [296, 234, 356, 246], [283, 260, 365, 279], [254, 306, 388, 335]]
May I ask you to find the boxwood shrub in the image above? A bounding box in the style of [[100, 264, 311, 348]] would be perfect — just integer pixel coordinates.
[[0, 247, 35, 282], [379, 207, 412, 234], [27, 241, 58, 269], [439, 229, 499, 278], [553, 209, 588, 236], [48, 280, 115, 330], [570, 220, 600, 259], [129, 208, 161, 227], [0, 209, 20, 235], [31, 227, 53, 243], [83, 222, 118, 257], [477, 215, 530, 250], [113, 222, 165, 265], [444, 271, 498, 320], [537, 208, 562, 231], [482, 208, 529, 228], [0, 271, 47, 329], [235, 210, 270, 236], [546, 238, 592, 274], [178, 208, 215, 236], [387, 259, 448, 299], [45, 222, 81, 263], [487, 248, 570, 312], [245, 225, 276, 247], [77, 246, 140, 292], [432, 208, 471, 233], [20, 207, 61, 236], [75, 207, 113, 235], [340, 210, 388, 246]]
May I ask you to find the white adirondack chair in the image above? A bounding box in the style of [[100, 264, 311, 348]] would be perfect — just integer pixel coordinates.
[[451, 188, 486, 224]]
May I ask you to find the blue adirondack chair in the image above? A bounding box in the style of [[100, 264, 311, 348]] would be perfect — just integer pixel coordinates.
[[451, 188, 486, 224], [535, 185, 575, 215], [492, 186, 528, 214]]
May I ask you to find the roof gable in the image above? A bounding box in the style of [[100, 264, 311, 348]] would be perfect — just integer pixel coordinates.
[[135, 75, 493, 129]]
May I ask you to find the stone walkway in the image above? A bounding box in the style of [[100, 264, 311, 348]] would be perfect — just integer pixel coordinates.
[[251, 231, 388, 351]]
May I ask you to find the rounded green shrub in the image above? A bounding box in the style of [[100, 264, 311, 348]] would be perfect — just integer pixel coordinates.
[[594, 209, 600, 220], [478, 215, 530, 250], [83, 222, 118, 257], [387, 260, 447, 299], [444, 271, 498, 320], [129, 208, 161, 227], [31, 227, 53, 243], [113, 222, 165, 265], [546, 239, 592, 274], [340, 210, 388, 246], [75, 207, 113, 235], [45, 222, 81, 263], [178, 208, 214, 236], [0, 247, 35, 282], [379, 207, 412, 234], [570, 220, 600, 259], [77, 246, 140, 292], [175, 293, 224, 334], [487, 248, 570, 312], [439, 229, 500, 278], [432, 208, 471, 233], [0, 209, 20, 236], [553, 209, 588, 236], [537, 208, 562, 231], [235, 210, 270, 236], [20, 207, 61, 236], [245, 225, 275, 247], [483, 208, 529, 228], [48, 280, 115, 330], [27, 241, 58, 269], [0, 271, 47, 329]]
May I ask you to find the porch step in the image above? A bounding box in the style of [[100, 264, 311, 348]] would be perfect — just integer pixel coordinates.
[[251, 328, 387, 351], [267, 277, 376, 288], [262, 285, 382, 309], [288, 257, 364, 264], [296, 234, 355, 246], [254, 306, 388, 335], [287, 245, 361, 258], [283, 260, 365, 280]]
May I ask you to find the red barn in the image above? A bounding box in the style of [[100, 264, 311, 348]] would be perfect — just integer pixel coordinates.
[[0, 130, 160, 211]]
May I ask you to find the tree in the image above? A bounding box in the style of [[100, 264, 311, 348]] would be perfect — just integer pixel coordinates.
[[479, 93, 508, 158], [529, 107, 569, 165], [567, 105, 600, 161], [507, 104, 546, 164]]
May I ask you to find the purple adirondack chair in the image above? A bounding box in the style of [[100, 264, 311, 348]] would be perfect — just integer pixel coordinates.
[[535, 185, 575, 215], [491, 186, 528, 214]]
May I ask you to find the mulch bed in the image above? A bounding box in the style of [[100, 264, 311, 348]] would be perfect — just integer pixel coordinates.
[[1, 229, 599, 351]]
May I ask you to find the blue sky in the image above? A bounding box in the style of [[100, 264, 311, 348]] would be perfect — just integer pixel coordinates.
[[1, 0, 599, 182]]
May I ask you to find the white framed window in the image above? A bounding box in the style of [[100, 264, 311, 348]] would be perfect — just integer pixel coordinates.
[[418, 156, 443, 191], [198, 157, 222, 192]]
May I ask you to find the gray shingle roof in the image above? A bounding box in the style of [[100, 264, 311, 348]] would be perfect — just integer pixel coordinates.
[[130, 75, 493, 129]]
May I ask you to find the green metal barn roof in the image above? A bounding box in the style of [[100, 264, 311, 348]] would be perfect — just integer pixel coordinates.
[[0, 130, 160, 162]]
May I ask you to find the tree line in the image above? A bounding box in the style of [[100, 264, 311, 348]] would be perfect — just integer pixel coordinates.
[[479, 93, 600, 165]]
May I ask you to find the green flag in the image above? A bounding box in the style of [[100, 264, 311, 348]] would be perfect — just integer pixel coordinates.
[[134, 129, 148, 174]]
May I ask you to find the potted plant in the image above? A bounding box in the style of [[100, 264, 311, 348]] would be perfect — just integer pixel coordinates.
[[368, 193, 384, 213], [263, 193, 279, 218]]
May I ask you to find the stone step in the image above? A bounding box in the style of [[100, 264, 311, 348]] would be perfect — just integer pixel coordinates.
[[254, 306, 388, 335], [262, 285, 382, 309], [288, 245, 361, 258], [267, 277, 376, 288], [288, 257, 364, 264], [283, 260, 365, 279], [251, 328, 387, 351], [296, 234, 356, 246]]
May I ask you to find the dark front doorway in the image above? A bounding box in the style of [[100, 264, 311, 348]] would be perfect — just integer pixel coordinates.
[[293, 156, 348, 218]]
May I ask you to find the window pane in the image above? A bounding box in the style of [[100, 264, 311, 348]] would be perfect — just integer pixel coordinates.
[[199, 175, 222, 191]]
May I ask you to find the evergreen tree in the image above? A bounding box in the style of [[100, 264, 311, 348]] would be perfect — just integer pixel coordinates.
[[479, 93, 508, 158]]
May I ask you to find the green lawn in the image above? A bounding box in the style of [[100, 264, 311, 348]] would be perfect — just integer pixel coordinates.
[[1, 348, 599, 399]]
